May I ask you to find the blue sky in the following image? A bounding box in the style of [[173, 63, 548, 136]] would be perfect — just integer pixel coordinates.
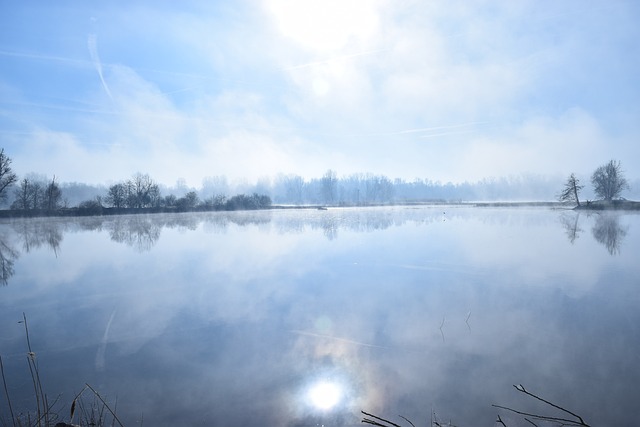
[[1, 0, 639, 187]]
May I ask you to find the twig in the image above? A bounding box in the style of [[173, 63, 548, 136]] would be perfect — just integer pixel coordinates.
[[398, 414, 416, 427], [492, 404, 584, 426], [0, 355, 17, 427], [25, 355, 41, 425], [70, 385, 89, 422], [111, 395, 118, 427], [33, 393, 62, 427], [22, 314, 43, 427], [85, 383, 125, 427], [513, 384, 588, 426], [21, 313, 33, 356], [362, 410, 403, 427], [363, 419, 392, 427]]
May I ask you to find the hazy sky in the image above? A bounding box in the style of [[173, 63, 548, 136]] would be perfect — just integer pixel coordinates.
[[1, 1, 639, 187]]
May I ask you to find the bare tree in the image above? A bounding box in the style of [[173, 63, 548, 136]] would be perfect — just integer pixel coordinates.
[[558, 173, 584, 207], [321, 169, 337, 205], [30, 180, 44, 209], [591, 160, 629, 201], [11, 178, 32, 210], [125, 173, 160, 208], [176, 191, 199, 211], [43, 176, 62, 211], [106, 183, 127, 208], [0, 149, 18, 203], [148, 183, 162, 207]]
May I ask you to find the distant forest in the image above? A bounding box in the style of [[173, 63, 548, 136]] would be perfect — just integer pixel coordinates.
[[4, 169, 639, 212], [1, 142, 639, 214]]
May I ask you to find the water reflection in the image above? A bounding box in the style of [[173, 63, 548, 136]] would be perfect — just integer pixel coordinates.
[[0, 234, 18, 285], [4, 208, 635, 258], [0, 218, 67, 285], [108, 215, 162, 252], [11, 218, 64, 254], [558, 212, 583, 244], [591, 213, 628, 255], [0, 207, 640, 426], [0, 208, 635, 288], [0, 207, 638, 426], [559, 211, 631, 255]]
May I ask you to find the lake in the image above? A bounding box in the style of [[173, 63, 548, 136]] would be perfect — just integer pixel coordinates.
[[0, 206, 638, 426]]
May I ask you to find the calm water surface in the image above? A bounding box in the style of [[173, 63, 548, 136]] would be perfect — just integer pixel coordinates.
[[0, 206, 638, 426]]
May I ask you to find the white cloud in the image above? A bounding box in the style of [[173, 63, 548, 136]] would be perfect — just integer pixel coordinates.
[[2, 0, 639, 185], [456, 109, 609, 180]]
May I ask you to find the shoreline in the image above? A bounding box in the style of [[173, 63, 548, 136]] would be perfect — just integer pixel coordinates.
[[0, 199, 637, 219], [574, 200, 640, 211]]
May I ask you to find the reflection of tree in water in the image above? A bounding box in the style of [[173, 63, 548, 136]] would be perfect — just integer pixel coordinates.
[[164, 213, 200, 231], [0, 235, 19, 285], [592, 214, 628, 255], [321, 216, 338, 240], [310, 208, 434, 239], [228, 212, 271, 227], [108, 216, 161, 252], [11, 219, 64, 255], [76, 216, 106, 232], [202, 212, 271, 233], [559, 212, 583, 244], [198, 207, 453, 238]]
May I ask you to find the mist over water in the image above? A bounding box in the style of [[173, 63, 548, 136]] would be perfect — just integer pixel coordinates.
[[0, 207, 638, 426]]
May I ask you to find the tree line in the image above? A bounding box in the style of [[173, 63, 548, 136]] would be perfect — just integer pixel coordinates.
[[0, 147, 635, 215], [558, 159, 630, 207], [0, 149, 272, 215], [0, 149, 63, 211]]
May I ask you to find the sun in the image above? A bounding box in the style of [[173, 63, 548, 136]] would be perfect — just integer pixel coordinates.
[[267, 0, 379, 52], [308, 380, 343, 410]]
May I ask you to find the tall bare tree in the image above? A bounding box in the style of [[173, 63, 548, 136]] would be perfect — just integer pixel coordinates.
[[126, 173, 160, 208], [591, 160, 629, 201], [558, 173, 584, 207], [321, 169, 337, 205], [11, 178, 31, 210], [106, 183, 127, 208], [43, 176, 62, 210], [30, 181, 44, 209], [0, 149, 18, 203]]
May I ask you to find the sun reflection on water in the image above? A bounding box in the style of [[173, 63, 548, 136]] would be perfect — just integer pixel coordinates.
[[308, 380, 343, 410]]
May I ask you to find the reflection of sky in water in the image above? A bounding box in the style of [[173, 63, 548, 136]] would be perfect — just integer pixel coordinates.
[[0, 208, 639, 426]]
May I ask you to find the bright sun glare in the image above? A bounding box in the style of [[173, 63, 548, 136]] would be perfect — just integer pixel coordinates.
[[308, 381, 342, 410], [268, 0, 378, 52]]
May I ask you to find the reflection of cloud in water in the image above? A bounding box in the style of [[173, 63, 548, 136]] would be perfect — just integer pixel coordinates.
[[1, 208, 639, 426]]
